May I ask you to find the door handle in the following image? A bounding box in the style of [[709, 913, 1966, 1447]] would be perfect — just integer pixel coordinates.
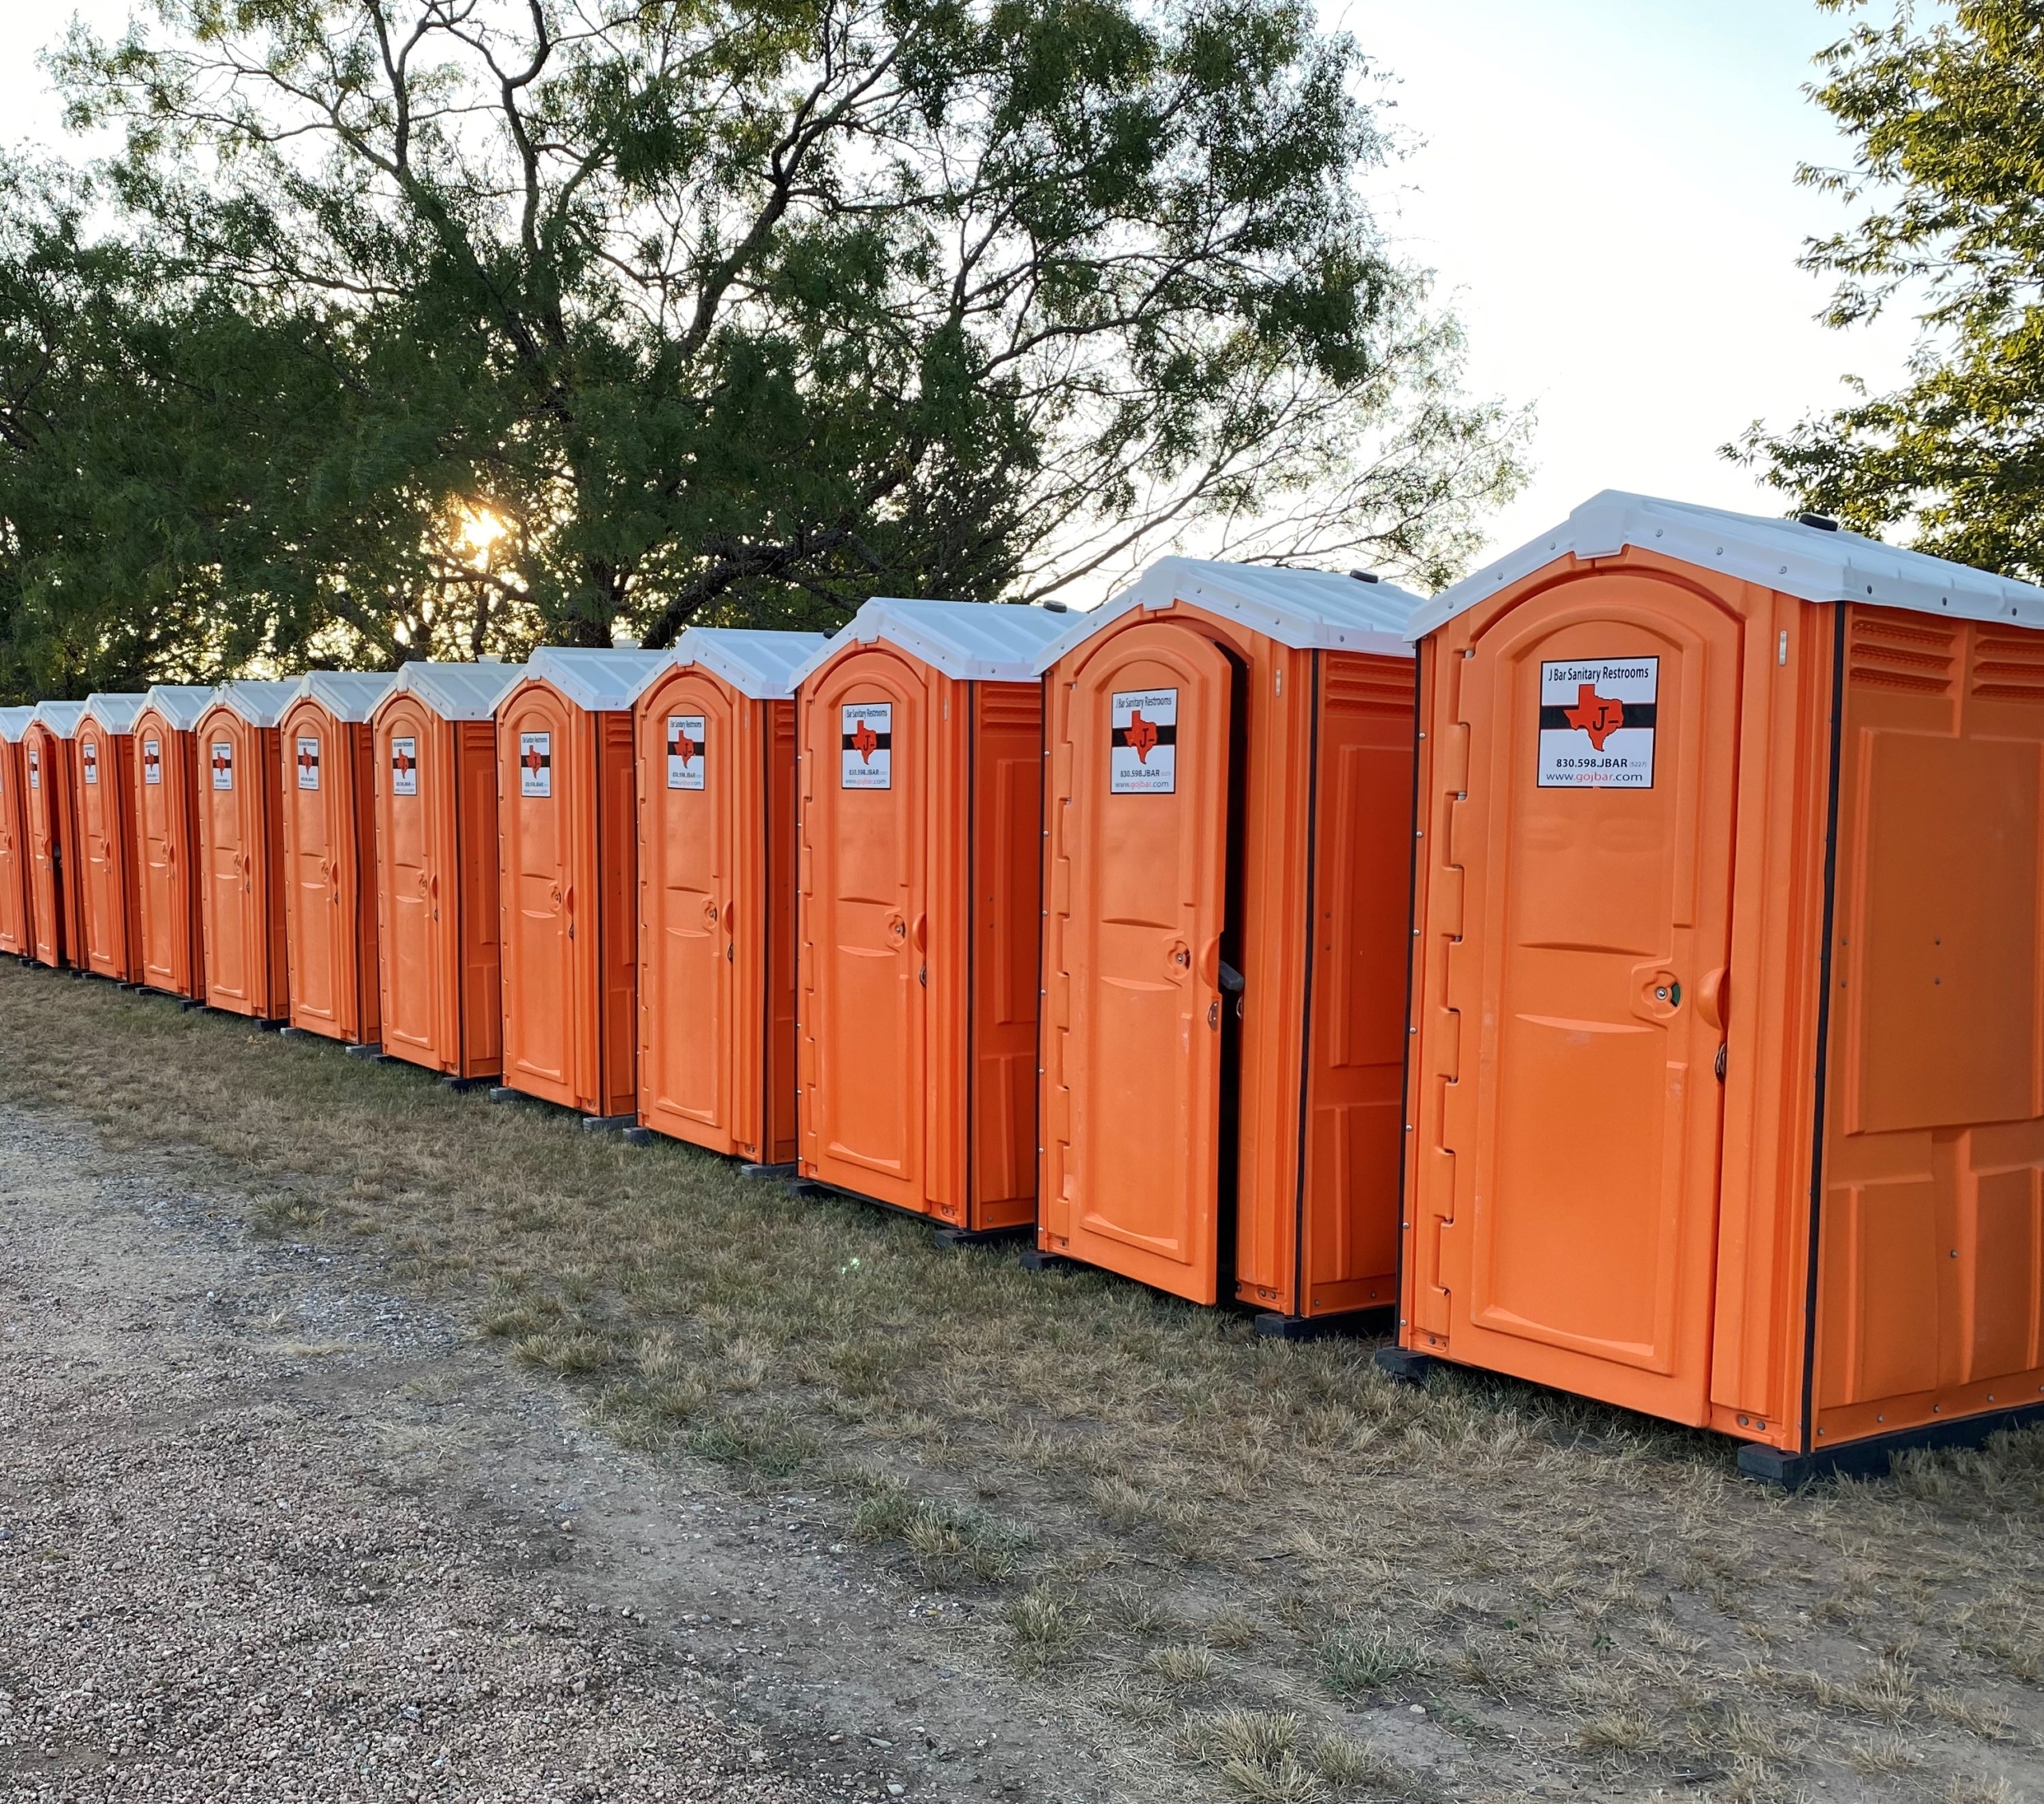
[[1698, 967, 1729, 1031]]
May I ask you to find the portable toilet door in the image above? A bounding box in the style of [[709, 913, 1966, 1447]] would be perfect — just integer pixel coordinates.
[[24, 702, 87, 968], [195, 681, 296, 1020], [279, 672, 397, 1046], [791, 599, 1066, 1231], [497, 647, 666, 1118], [0, 706, 34, 958], [1392, 490, 2044, 1485], [373, 661, 525, 1083], [132, 686, 214, 999], [636, 629, 826, 1162], [75, 693, 149, 981], [1032, 560, 1420, 1325]]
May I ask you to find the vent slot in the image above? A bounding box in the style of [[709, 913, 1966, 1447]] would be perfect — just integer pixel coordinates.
[[976, 686, 1043, 731], [1323, 655, 1415, 713], [1848, 615, 1957, 696], [1971, 627, 2044, 701]]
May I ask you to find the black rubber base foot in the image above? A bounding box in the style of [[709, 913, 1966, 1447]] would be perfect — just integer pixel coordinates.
[[1255, 1304, 1395, 1342], [1737, 1398, 2044, 1489], [580, 1113, 636, 1133], [178, 998, 205, 1011], [933, 1224, 1034, 1252], [620, 1126, 654, 1145], [253, 1018, 287, 1032], [739, 1161, 796, 1181], [488, 1086, 520, 1104], [1373, 1346, 1443, 1385], [279, 1025, 307, 1038], [440, 1074, 488, 1092], [343, 1042, 382, 1059], [1017, 1248, 1073, 1272], [782, 1177, 835, 1201]]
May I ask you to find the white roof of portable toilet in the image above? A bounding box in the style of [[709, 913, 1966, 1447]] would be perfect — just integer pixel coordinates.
[[140, 685, 216, 732], [0, 705, 39, 742], [390, 660, 528, 722], [789, 599, 1071, 688], [664, 629, 830, 701], [208, 680, 299, 729], [1029, 556, 1420, 672], [295, 670, 398, 722], [517, 647, 669, 714], [1410, 489, 2044, 639], [80, 692, 147, 734], [33, 700, 87, 738]]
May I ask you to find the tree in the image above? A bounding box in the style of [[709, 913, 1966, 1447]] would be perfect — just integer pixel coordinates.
[[0, 0, 1523, 692], [1738, 0, 2044, 579]]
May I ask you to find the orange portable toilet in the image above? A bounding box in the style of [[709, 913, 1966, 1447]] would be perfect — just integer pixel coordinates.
[[194, 681, 296, 1021], [1388, 490, 2044, 1485], [635, 629, 826, 1165], [1034, 560, 1422, 1331], [132, 686, 216, 1000], [23, 702, 86, 968], [0, 706, 34, 959], [495, 647, 666, 1122], [279, 671, 398, 1048], [73, 693, 149, 982], [371, 660, 525, 1085], [790, 599, 1067, 1236]]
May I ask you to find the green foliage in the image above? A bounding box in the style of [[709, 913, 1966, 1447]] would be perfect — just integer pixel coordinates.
[[0, 1, 1529, 697], [1740, 1, 2044, 578]]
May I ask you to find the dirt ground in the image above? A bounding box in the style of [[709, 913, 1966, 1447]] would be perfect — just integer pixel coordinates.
[[2, 962, 2042, 1804]]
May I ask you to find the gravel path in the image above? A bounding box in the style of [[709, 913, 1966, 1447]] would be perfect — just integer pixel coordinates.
[[0, 1106, 1084, 1803]]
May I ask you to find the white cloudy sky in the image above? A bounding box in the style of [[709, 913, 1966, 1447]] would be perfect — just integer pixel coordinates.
[[0, 1, 1930, 567]]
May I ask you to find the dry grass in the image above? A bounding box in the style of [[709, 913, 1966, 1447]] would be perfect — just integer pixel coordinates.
[[6, 963, 2044, 1803]]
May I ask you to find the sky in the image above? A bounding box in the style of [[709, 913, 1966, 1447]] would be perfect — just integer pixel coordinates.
[[0, 1, 1930, 570], [1339, 0, 1925, 558]]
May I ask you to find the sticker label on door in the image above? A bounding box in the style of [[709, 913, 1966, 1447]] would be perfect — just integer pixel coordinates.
[[1110, 688, 1178, 793], [518, 731, 552, 797], [841, 703, 892, 789], [143, 738, 162, 785], [211, 742, 234, 790], [1537, 658, 1658, 789], [295, 736, 321, 790], [667, 715, 706, 790], [82, 742, 99, 785], [27, 748, 38, 789], [390, 736, 418, 797]]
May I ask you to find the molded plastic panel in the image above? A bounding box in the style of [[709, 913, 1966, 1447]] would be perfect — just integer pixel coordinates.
[[798, 647, 927, 1212], [638, 670, 745, 1152], [1430, 570, 1743, 1423], [969, 682, 1043, 1225], [132, 710, 206, 999], [500, 684, 579, 1106], [195, 706, 288, 1019], [0, 741, 26, 958], [75, 722, 141, 981], [1816, 610, 2044, 1448], [1046, 622, 1232, 1301]]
